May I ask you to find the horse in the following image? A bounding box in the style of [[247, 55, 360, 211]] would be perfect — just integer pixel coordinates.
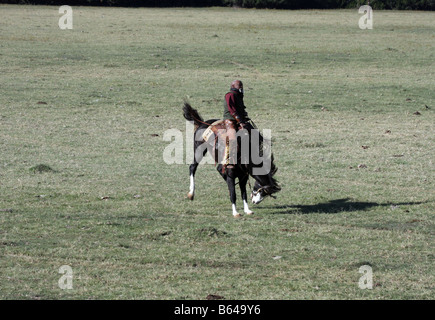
[[182, 102, 281, 217]]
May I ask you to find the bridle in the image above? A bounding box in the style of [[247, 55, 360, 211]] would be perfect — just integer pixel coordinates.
[[251, 185, 277, 199]]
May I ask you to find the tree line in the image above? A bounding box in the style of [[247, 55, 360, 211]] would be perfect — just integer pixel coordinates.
[[1, 0, 434, 10]]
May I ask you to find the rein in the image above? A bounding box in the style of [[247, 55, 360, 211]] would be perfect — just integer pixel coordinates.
[[234, 171, 275, 200], [253, 185, 277, 199]]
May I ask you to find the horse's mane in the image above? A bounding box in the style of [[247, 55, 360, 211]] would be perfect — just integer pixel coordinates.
[[255, 153, 281, 195], [249, 131, 281, 195]]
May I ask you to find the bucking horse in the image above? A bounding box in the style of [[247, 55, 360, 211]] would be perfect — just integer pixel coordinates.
[[183, 102, 281, 217]]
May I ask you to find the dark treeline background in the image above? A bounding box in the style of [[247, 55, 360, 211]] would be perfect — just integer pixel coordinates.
[[1, 0, 434, 10]]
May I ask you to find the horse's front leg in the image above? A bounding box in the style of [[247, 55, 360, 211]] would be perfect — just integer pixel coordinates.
[[225, 171, 240, 218], [239, 174, 253, 215]]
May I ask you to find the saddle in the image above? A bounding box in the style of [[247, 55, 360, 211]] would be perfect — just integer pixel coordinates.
[[201, 120, 227, 166], [202, 120, 251, 170], [202, 120, 226, 143]]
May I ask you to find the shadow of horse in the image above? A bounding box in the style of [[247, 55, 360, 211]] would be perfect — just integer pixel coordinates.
[[257, 198, 427, 214]]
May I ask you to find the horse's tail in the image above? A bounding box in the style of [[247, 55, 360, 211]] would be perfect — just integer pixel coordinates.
[[183, 102, 204, 128]]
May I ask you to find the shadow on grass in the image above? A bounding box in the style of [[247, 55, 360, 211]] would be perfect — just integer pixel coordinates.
[[258, 198, 427, 214]]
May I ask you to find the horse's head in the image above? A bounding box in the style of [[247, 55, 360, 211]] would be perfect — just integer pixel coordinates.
[[240, 124, 281, 204], [251, 179, 281, 204], [250, 159, 281, 204]]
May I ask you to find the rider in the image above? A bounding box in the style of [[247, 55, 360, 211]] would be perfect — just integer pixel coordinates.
[[223, 80, 250, 169]]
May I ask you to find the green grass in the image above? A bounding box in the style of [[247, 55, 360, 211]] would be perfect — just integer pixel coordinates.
[[0, 5, 434, 299]]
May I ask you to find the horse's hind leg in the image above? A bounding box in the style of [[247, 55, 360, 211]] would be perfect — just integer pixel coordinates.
[[187, 163, 197, 200], [187, 142, 207, 201]]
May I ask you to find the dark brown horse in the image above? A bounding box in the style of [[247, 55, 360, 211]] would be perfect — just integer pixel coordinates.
[[183, 103, 281, 217]]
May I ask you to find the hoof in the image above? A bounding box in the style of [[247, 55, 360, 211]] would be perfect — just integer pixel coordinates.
[[245, 211, 254, 215], [187, 193, 194, 201], [233, 213, 242, 218]]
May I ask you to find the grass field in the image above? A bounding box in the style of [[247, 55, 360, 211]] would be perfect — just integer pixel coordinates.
[[0, 5, 434, 300]]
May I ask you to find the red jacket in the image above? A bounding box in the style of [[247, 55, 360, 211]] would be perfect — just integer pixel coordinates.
[[223, 89, 248, 122]]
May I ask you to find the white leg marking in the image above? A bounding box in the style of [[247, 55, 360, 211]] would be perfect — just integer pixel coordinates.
[[232, 204, 241, 217], [187, 174, 195, 200], [189, 174, 195, 195], [243, 200, 254, 215]]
